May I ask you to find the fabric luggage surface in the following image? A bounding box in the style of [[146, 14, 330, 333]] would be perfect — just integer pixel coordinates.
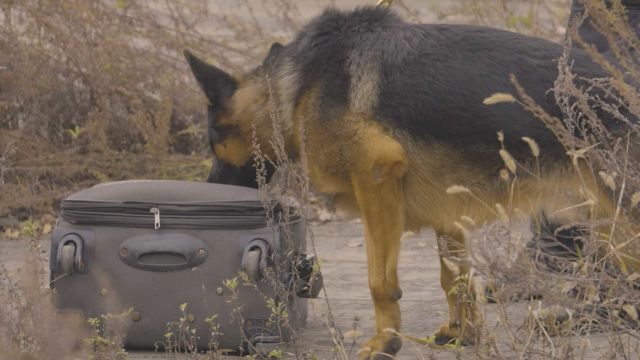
[[50, 180, 316, 353]]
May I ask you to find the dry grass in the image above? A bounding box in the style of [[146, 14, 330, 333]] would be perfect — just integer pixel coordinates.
[[0, 235, 88, 359], [454, 1, 640, 358], [1, 0, 639, 359], [0, 0, 218, 219]]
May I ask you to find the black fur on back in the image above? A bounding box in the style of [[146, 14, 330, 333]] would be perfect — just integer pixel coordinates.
[[288, 7, 405, 116], [270, 6, 610, 164]]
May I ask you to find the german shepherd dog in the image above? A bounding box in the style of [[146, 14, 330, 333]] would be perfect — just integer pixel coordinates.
[[185, 6, 639, 359]]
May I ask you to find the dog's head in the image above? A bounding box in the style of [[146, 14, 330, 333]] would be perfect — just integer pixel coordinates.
[[184, 47, 281, 188]]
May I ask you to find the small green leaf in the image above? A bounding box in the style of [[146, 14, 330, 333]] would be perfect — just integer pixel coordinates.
[[115, 0, 128, 9]]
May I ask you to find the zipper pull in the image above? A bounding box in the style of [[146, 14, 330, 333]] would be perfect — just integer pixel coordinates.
[[150, 207, 161, 229]]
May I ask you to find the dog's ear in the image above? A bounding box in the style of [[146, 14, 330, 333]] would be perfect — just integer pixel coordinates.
[[267, 42, 284, 58], [184, 49, 237, 109], [263, 42, 284, 66]]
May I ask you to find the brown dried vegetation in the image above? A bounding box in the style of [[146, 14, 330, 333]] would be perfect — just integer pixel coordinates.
[[1, 0, 640, 359]]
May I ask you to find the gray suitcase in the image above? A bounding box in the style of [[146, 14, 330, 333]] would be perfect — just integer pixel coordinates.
[[49, 180, 321, 353]]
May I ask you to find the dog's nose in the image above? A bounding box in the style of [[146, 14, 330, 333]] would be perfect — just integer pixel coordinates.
[[206, 158, 226, 184]]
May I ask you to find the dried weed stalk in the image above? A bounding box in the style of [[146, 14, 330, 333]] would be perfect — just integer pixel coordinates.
[[459, 2, 640, 358], [0, 239, 88, 359]]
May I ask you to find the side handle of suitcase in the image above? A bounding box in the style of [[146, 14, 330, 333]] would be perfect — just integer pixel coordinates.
[[119, 233, 208, 272]]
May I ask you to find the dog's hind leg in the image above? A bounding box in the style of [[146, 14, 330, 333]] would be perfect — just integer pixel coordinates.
[[433, 230, 480, 346], [350, 131, 407, 360]]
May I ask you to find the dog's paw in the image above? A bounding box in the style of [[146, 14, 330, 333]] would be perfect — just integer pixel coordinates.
[[530, 305, 573, 336], [484, 285, 543, 304], [432, 322, 474, 346], [357, 330, 402, 360]]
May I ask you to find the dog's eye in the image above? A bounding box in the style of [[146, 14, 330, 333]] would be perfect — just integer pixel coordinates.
[[209, 127, 220, 145]]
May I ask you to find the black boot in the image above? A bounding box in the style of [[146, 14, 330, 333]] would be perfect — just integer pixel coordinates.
[[527, 213, 588, 272]]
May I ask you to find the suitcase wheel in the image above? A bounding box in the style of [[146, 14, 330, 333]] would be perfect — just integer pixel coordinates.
[[60, 243, 76, 275], [243, 319, 281, 356], [241, 239, 270, 282], [244, 249, 262, 282], [55, 233, 86, 275]]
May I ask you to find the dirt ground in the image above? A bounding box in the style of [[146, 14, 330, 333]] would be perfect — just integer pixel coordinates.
[[1, 219, 446, 359], [1, 219, 637, 359]]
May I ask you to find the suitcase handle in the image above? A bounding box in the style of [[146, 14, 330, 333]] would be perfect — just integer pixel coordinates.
[[119, 233, 208, 272]]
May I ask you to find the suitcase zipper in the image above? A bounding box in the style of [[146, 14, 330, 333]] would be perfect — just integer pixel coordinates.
[[60, 200, 293, 229], [150, 207, 161, 229]]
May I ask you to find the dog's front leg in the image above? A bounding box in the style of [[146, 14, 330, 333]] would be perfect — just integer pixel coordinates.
[[351, 156, 406, 360]]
